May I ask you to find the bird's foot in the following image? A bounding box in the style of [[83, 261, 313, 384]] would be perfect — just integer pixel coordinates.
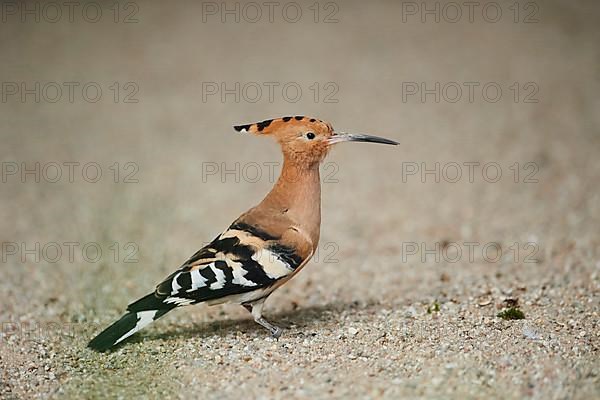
[[243, 303, 283, 339], [256, 317, 283, 339]]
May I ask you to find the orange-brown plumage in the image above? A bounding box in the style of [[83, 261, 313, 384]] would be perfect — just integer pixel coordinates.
[[234, 116, 336, 259]]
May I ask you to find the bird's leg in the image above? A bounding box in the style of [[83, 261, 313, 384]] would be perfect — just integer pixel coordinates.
[[243, 299, 282, 339]]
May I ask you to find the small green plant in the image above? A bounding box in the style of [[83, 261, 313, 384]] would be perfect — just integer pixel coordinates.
[[497, 307, 525, 320], [427, 301, 440, 314]]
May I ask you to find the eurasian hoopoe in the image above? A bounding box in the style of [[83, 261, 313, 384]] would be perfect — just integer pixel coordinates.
[[88, 116, 398, 351]]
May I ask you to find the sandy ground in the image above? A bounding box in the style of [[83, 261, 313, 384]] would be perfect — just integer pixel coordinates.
[[1, 0, 599, 398]]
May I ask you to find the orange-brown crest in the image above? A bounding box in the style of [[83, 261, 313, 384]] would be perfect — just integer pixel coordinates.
[[234, 116, 334, 166]]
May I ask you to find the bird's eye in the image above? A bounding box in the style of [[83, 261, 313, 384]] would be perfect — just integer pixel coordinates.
[[306, 132, 316, 140]]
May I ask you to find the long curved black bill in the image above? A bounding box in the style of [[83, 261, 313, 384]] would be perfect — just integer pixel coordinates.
[[327, 133, 399, 146]]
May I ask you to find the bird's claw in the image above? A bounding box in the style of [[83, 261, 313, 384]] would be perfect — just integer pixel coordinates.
[[270, 326, 283, 339], [256, 316, 283, 339]]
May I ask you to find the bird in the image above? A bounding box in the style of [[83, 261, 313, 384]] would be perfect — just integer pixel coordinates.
[[88, 115, 398, 351]]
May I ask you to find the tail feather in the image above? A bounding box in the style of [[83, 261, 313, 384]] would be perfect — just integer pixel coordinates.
[[88, 293, 175, 352]]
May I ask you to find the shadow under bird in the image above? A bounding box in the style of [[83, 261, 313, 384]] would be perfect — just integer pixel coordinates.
[[88, 116, 398, 351]]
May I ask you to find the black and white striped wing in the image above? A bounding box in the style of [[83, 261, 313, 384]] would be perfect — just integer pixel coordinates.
[[88, 223, 306, 351], [151, 227, 304, 307]]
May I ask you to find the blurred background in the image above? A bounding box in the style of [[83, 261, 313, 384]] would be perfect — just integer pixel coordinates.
[[1, 0, 599, 398]]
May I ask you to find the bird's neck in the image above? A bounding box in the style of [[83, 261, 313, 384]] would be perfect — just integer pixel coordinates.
[[260, 157, 322, 244]]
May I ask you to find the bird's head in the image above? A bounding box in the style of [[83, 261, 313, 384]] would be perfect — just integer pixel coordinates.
[[234, 116, 398, 167]]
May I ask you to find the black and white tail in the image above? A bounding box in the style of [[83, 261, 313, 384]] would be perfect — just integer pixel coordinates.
[[88, 293, 176, 352]]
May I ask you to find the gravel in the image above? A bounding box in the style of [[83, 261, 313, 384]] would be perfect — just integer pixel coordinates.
[[1, 1, 599, 399]]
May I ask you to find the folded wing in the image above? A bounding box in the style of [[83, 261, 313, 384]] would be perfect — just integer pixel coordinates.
[[152, 223, 305, 307]]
